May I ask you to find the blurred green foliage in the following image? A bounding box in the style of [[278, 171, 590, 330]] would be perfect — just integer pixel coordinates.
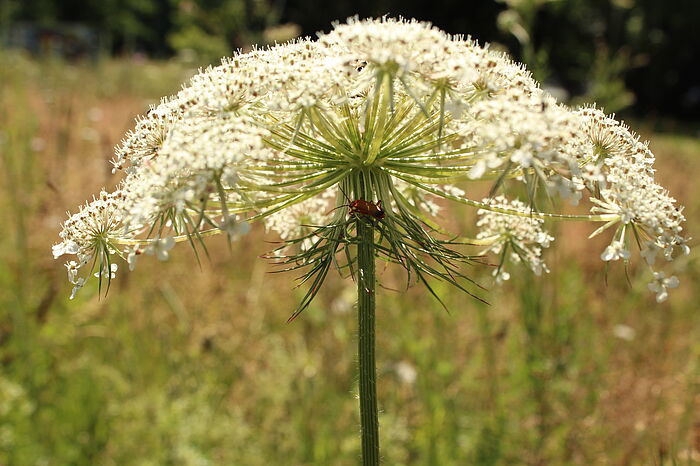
[[0, 53, 698, 465], [0, 0, 168, 54], [2, 0, 699, 116], [495, 0, 700, 116], [0, 0, 286, 62], [496, 0, 638, 112], [167, 0, 286, 63]]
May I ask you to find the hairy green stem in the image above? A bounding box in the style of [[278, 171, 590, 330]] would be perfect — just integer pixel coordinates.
[[357, 217, 380, 465]]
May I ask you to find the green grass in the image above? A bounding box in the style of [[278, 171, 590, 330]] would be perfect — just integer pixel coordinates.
[[1, 50, 699, 465]]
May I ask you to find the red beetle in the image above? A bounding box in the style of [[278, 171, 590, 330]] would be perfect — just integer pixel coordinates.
[[330, 188, 386, 220], [349, 199, 385, 220]]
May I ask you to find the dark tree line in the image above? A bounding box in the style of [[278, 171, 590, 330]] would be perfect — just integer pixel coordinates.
[[2, 0, 698, 118]]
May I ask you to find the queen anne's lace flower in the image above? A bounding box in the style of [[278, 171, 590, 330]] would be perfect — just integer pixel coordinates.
[[53, 190, 129, 267], [53, 190, 133, 297], [476, 197, 554, 282], [54, 17, 688, 303]]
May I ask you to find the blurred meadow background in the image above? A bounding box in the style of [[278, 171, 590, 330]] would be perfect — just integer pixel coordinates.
[[1, 1, 699, 464]]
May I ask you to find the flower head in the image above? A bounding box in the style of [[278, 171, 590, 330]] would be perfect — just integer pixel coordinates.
[[54, 17, 688, 306]]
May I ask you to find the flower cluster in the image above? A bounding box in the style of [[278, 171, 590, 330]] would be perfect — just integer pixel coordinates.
[[53, 190, 130, 298], [476, 197, 554, 282], [579, 108, 688, 301], [53, 17, 688, 304], [119, 115, 271, 229]]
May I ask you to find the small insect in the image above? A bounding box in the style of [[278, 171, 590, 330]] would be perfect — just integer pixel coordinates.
[[349, 198, 385, 220], [329, 187, 386, 220]]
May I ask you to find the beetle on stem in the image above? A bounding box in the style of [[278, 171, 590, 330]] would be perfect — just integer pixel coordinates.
[[329, 187, 386, 221]]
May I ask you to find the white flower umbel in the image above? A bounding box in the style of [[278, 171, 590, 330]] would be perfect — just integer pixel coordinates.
[[477, 196, 554, 282], [54, 18, 688, 298], [54, 16, 688, 304], [53, 190, 132, 295], [54, 17, 690, 465]]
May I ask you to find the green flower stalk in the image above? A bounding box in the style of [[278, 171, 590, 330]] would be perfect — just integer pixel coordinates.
[[53, 17, 689, 463]]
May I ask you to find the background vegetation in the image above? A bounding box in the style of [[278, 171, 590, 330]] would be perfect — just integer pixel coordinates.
[[1, 1, 699, 464], [3, 0, 700, 118]]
